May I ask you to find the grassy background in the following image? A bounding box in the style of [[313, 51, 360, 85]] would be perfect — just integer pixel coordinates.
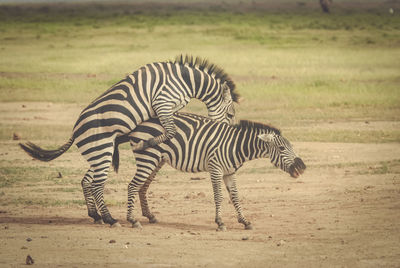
[[0, 1, 399, 143], [1, 1, 399, 122]]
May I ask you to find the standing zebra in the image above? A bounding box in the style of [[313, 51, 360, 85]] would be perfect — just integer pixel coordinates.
[[19, 55, 239, 227], [111, 112, 306, 231]]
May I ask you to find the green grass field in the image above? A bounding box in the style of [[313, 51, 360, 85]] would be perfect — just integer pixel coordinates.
[[0, 0, 399, 144]]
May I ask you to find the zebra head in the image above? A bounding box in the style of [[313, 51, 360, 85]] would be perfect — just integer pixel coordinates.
[[258, 132, 306, 178], [207, 81, 237, 125]]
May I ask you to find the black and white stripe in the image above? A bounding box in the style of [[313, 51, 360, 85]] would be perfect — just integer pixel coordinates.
[[114, 112, 306, 230], [19, 55, 239, 226]]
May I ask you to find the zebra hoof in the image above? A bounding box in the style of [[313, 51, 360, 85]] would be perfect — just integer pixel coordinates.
[[132, 221, 143, 229], [216, 225, 227, 232], [94, 219, 104, 225], [149, 217, 158, 224], [244, 224, 253, 230], [111, 222, 121, 228]]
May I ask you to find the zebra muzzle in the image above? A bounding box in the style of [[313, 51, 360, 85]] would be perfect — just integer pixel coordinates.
[[289, 157, 306, 178]]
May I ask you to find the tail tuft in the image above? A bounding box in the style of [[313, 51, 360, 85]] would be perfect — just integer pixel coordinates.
[[19, 137, 74, 162]]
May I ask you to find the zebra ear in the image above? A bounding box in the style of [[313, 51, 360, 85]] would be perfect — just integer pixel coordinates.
[[258, 133, 274, 143], [222, 82, 232, 102]]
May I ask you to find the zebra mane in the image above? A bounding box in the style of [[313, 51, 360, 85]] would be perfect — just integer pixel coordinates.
[[172, 55, 240, 103], [235, 120, 281, 135]]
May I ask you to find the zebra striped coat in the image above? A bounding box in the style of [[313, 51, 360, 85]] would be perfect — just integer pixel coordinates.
[[113, 112, 306, 230], [19, 56, 239, 227]]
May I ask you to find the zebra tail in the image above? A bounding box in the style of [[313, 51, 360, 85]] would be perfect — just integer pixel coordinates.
[[112, 144, 120, 173], [19, 137, 74, 162], [112, 135, 130, 173]]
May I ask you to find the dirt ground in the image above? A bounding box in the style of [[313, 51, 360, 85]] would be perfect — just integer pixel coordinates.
[[0, 102, 399, 267]]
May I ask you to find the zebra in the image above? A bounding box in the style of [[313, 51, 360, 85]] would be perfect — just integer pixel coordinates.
[[19, 55, 239, 227], [111, 112, 306, 231]]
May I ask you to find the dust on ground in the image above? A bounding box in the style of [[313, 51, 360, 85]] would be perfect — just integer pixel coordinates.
[[0, 102, 399, 267]]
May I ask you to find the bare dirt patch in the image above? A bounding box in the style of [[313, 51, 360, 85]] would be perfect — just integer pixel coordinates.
[[0, 102, 399, 267]]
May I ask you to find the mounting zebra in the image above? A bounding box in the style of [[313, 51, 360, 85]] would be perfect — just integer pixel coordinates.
[[112, 112, 306, 231], [19, 55, 239, 227]]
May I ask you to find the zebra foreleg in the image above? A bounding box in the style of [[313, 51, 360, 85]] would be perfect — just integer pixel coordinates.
[[132, 103, 177, 151], [139, 159, 166, 224], [209, 163, 226, 231], [223, 174, 252, 230], [81, 169, 103, 224]]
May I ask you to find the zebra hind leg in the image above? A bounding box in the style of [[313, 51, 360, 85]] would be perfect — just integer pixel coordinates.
[[139, 159, 166, 224], [81, 169, 103, 224], [223, 174, 252, 230], [88, 150, 120, 227], [127, 176, 146, 228]]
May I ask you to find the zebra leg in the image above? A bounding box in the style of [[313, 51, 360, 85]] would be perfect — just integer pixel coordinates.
[[127, 176, 147, 228], [132, 103, 176, 151], [139, 159, 166, 224], [209, 164, 226, 231], [89, 152, 120, 227], [223, 174, 252, 230], [81, 169, 103, 224]]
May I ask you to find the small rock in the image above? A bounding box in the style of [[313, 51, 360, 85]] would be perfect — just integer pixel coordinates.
[[13, 132, 21, 140], [21, 246, 28, 250], [109, 239, 116, 243], [4, 226, 8, 230], [147, 242, 151, 245], [242, 236, 249, 241], [277, 240, 285, 246], [26, 255, 34, 265], [26, 238, 32, 242], [22, 104, 26, 108], [57, 172, 63, 178], [190, 177, 205, 181], [268, 235, 272, 239]]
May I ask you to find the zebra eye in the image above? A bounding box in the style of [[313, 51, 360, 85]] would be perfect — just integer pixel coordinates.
[[227, 113, 234, 119], [278, 146, 285, 151]]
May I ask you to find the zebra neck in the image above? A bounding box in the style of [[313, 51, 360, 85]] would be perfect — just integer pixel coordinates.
[[236, 130, 268, 163], [195, 74, 221, 107]]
